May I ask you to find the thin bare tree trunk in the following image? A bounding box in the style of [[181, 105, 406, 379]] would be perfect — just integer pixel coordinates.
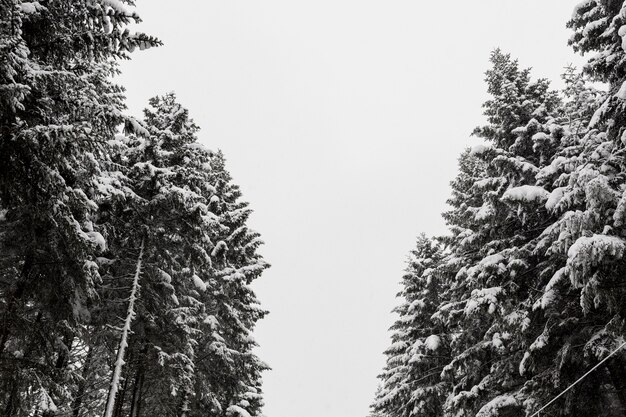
[[103, 240, 144, 417], [113, 369, 130, 417]]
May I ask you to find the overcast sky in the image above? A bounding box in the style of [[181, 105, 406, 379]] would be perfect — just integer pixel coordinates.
[[117, 2, 585, 417]]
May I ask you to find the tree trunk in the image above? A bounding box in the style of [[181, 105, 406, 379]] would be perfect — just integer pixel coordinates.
[[103, 240, 144, 417], [113, 371, 130, 417]]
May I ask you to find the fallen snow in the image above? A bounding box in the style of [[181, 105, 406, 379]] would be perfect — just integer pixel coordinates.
[[19, 2, 45, 14], [590, 98, 609, 127], [531, 132, 550, 143], [424, 335, 441, 351], [409, 299, 426, 311], [491, 333, 504, 350], [87, 231, 106, 251], [465, 287, 503, 315], [545, 187, 566, 211], [160, 270, 172, 283], [537, 156, 567, 179], [102, 0, 131, 14], [192, 274, 207, 292], [568, 234, 626, 261], [186, 142, 215, 155], [582, 17, 607, 38], [538, 267, 568, 310], [567, 234, 626, 287], [227, 405, 252, 417], [519, 351, 531, 375], [619, 25, 626, 53], [476, 395, 519, 417], [502, 185, 550, 203], [475, 203, 494, 221], [204, 315, 219, 329], [125, 117, 149, 137], [519, 330, 550, 375], [38, 390, 58, 412], [572, 0, 594, 19], [469, 144, 490, 156], [480, 253, 505, 267], [211, 241, 228, 257]]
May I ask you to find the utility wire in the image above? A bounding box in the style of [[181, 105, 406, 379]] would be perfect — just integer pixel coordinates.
[[530, 340, 626, 417]]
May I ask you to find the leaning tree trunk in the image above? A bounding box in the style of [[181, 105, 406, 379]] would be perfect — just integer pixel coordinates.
[[113, 363, 131, 417], [103, 240, 144, 417]]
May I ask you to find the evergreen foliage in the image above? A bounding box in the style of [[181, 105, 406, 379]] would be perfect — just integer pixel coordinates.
[[0, 2, 268, 417], [371, 3, 626, 416]]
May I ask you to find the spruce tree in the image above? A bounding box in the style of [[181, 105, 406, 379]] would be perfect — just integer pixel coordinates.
[[369, 45, 623, 417], [434, 51, 564, 417], [1, 2, 271, 416], [0, 1, 158, 414], [89, 93, 269, 417], [506, 2, 626, 414], [372, 235, 449, 417]]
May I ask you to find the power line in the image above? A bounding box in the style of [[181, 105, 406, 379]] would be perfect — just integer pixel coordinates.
[[530, 340, 626, 417]]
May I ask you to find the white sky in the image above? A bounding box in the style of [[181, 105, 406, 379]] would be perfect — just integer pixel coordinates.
[[117, 2, 585, 417]]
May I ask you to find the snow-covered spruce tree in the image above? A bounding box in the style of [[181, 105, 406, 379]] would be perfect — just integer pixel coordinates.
[[374, 50, 617, 417], [140, 95, 268, 417], [88, 93, 268, 417], [0, 1, 158, 414], [188, 150, 269, 417], [567, 0, 626, 310], [427, 51, 567, 417], [88, 94, 219, 417], [507, 70, 619, 417], [371, 49, 622, 417], [371, 235, 448, 417], [499, 2, 626, 415]]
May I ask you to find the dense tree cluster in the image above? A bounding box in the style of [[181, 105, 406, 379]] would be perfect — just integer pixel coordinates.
[[0, 1, 268, 416], [371, 2, 626, 417]]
